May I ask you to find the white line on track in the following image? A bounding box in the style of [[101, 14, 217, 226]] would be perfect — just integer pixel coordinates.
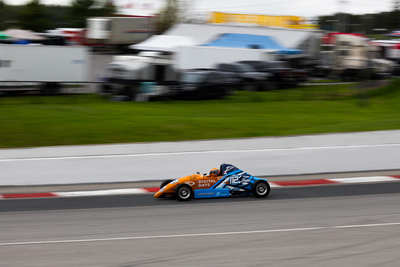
[[329, 176, 400, 183], [55, 188, 148, 197], [2, 222, 400, 247], [1, 143, 400, 162]]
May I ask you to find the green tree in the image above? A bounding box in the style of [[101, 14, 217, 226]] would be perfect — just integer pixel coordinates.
[[0, 0, 8, 30], [69, 0, 116, 28], [47, 5, 70, 29], [318, 15, 336, 31], [0, 0, 20, 31], [388, 9, 400, 30], [18, 0, 50, 32], [157, 0, 185, 34]]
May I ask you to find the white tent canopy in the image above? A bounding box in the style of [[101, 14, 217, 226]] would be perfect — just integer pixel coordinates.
[[164, 23, 323, 58], [3, 29, 45, 40], [164, 24, 318, 49], [130, 35, 198, 52]]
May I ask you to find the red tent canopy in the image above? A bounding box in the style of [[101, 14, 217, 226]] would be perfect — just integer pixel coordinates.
[[391, 43, 400, 49], [321, 32, 366, 45]]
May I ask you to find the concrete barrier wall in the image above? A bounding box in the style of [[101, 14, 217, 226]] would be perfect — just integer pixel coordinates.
[[0, 130, 399, 186]]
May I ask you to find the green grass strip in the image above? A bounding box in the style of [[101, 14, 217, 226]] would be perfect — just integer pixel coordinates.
[[0, 80, 399, 148]]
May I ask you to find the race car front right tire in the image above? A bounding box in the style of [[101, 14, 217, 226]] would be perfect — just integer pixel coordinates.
[[175, 184, 193, 201], [252, 180, 271, 198]]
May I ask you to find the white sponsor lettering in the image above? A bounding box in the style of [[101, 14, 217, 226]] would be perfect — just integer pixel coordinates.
[[225, 165, 235, 173], [197, 179, 216, 188], [230, 176, 240, 184], [197, 192, 215, 196]]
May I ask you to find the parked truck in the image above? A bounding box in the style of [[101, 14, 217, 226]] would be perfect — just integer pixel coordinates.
[[100, 45, 281, 100], [86, 17, 155, 51], [0, 44, 89, 94], [100, 52, 177, 100], [315, 34, 395, 79], [175, 46, 277, 70]]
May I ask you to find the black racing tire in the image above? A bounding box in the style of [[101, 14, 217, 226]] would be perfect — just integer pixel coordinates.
[[175, 184, 193, 201], [160, 179, 173, 189], [252, 180, 270, 198]]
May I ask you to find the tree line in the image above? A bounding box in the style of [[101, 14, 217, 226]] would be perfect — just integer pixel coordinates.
[[2, 0, 400, 37], [318, 8, 400, 35], [0, 0, 117, 33], [0, 0, 182, 35]]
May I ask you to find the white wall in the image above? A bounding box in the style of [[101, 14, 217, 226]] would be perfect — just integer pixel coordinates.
[[0, 130, 399, 186]]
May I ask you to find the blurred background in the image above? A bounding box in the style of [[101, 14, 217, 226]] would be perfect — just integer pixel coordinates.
[[1, 0, 400, 150], [0, 0, 399, 98]]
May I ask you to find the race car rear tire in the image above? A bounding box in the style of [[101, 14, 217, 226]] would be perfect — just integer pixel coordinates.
[[175, 184, 193, 201], [160, 179, 173, 189], [252, 180, 270, 198]]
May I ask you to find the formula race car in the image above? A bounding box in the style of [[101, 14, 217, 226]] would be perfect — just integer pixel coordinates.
[[154, 163, 270, 201]]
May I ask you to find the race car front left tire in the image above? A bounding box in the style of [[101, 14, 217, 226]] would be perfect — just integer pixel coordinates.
[[252, 180, 271, 198], [175, 184, 193, 201], [160, 179, 173, 189]]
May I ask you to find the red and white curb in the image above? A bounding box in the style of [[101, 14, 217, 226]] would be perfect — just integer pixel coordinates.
[[270, 175, 400, 187], [1, 175, 400, 199], [0, 188, 159, 199]]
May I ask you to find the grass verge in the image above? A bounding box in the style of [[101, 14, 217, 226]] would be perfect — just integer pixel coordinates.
[[0, 80, 400, 148]]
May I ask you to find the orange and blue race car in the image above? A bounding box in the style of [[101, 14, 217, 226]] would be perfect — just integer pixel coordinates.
[[154, 163, 270, 201]]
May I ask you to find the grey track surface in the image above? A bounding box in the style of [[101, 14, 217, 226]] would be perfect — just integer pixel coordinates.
[[1, 169, 400, 194], [1, 130, 400, 186], [1, 182, 400, 266]]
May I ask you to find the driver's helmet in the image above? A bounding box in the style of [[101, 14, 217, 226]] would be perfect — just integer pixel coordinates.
[[209, 168, 221, 177]]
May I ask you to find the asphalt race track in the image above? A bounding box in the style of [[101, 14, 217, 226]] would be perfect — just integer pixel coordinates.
[[1, 182, 400, 266]]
